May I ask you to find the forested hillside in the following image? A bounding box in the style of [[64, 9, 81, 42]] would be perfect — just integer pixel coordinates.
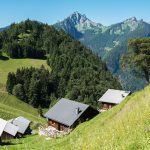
[[0, 20, 47, 58], [6, 66, 52, 108], [0, 20, 121, 108]]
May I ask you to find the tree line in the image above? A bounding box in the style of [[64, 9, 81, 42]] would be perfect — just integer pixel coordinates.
[[6, 66, 55, 108]]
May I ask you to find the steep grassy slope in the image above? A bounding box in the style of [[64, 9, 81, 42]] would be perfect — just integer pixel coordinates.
[[0, 91, 45, 123], [0, 93, 46, 129], [2, 85, 150, 149]]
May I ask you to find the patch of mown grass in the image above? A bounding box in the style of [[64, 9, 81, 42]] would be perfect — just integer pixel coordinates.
[[0, 58, 50, 90]]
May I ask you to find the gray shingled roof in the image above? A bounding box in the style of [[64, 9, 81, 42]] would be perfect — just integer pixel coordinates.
[[98, 89, 130, 104], [0, 118, 19, 137], [9, 117, 31, 134], [44, 98, 89, 127]]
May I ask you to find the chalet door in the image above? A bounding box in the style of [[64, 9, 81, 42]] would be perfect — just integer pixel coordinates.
[[58, 124, 60, 130]]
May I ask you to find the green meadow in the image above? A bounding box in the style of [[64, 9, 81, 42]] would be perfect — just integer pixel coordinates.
[[1, 85, 150, 149], [0, 91, 45, 123]]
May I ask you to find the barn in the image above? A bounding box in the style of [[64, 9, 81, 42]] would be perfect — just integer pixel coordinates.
[[44, 98, 99, 132], [98, 89, 130, 111]]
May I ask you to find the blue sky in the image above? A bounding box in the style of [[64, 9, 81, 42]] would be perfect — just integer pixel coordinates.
[[0, 0, 150, 27]]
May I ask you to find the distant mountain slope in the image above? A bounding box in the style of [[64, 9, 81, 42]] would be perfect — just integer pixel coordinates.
[[4, 83, 150, 149], [0, 26, 9, 32], [55, 12, 150, 91]]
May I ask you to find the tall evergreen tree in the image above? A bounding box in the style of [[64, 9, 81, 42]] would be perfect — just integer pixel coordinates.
[[6, 72, 16, 94]]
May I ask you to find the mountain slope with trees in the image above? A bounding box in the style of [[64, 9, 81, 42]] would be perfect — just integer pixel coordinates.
[[0, 20, 121, 108], [55, 12, 150, 91]]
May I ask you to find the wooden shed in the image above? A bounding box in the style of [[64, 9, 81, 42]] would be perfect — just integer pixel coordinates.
[[44, 98, 99, 132]]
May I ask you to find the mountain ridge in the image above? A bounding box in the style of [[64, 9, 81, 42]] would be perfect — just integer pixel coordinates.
[[55, 12, 149, 34]]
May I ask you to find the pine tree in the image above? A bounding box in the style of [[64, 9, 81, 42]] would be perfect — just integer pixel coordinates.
[[6, 73, 16, 94]]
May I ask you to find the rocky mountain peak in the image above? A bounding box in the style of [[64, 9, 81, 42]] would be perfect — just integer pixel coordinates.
[[121, 17, 141, 31], [68, 11, 89, 25], [126, 17, 137, 22]]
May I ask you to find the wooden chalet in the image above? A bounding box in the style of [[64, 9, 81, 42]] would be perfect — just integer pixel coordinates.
[[44, 98, 99, 132], [98, 89, 130, 111]]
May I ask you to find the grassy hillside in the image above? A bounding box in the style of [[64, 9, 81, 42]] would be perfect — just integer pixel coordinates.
[[0, 91, 44, 122], [2, 85, 150, 149], [0, 58, 50, 91]]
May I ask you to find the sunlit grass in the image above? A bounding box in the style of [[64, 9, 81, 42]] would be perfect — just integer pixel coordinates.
[[0, 91, 45, 124], [2, 85, 150, 149]]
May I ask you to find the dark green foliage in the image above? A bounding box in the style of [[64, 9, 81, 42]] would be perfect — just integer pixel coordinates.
[[0, 50, 2, 58], [12, 84, 25, 100], [0, 20, 46, 59], [47, 38, 122, 107], [6, 72, 16, 94], [38, 106, 43, 117], [5, 20, 121, 108], [121, 38, 150, 84], [6, 66, 53, 108], [0, 20, 67, 59]]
